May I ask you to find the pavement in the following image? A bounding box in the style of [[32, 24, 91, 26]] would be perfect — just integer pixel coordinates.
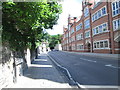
[[62, 51, 120, 59], [12, 53, 72, 88]]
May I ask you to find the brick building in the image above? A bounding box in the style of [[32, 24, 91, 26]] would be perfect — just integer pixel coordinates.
[[62, 0, 120, 54]]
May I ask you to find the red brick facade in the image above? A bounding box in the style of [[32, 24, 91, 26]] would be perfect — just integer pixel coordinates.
[[61, 0, 120, 54]]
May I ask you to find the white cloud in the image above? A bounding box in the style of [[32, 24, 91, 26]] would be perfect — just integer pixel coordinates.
[[47, 0, 82, 35]]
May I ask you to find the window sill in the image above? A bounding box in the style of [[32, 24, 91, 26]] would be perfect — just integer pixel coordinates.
[[84, 27, 90, 30], [85, 37, 90, 39], [112, 13, 120, 17], [77, 39, 83, 41], [113, 28, 120, 31], [93, 48, 110, 50]]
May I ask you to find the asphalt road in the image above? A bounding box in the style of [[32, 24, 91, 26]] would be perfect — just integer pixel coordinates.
[[48, 51, 119, 86]]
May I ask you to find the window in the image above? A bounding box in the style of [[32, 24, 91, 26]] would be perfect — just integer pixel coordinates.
[[77, 44, 83, 50], [84, 7, 89, 17], [112, 1, 120, 16], [76, 33, 83, 40], [104, 41, 108, 47], [80, 45, 84, 50], [113, 21, 117, 30], [99, 25, 102, 33], [93, 23, 108, 36], [76, 23, 82, 31], [98, 10, 102, 18], [84, 19, 90, 29], [93, 40, 109, 49], [85, 31, 90, 38], [77, 44, 84, 50], [93, 28, 96, 35], [92, 15, 95, 22], [92, 6, 107, 22], [76, 34, 79, 40], [102, 7, 106, 15], [96, 27, 99, 34], [94, 43, 97, 48], [100, 41, 104, 48], [113, 19, 120, 31], [102, 23, 107, 31], [95, 13, 98, 20], [80, 34, 83, 39], [97, 42, 100, 48]]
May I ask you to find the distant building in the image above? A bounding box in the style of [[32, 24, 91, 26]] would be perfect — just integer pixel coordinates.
[[54, 44, 62, 51], [62, 0, 120, 54], [37, 41, 49, 54]]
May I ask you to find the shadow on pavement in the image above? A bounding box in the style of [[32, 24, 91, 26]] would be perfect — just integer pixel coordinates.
[[23, 53, 68, 84]]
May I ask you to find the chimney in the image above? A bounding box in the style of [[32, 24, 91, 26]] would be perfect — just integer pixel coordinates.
[[73, 17, 77, 22]]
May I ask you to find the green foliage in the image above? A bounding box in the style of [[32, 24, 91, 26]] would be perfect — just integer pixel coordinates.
[[2, 2, 62, 51], [42, 33, 62, 48]]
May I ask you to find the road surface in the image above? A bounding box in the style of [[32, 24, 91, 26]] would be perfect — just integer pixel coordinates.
[[48, 51, 119, 86]]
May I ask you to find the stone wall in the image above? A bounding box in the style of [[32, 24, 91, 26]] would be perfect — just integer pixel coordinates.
[[0, 46, 14, 89], [0, 46, 29, 89]]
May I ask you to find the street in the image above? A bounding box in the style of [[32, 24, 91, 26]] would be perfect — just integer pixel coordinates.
[[48, 51, 119, 86]]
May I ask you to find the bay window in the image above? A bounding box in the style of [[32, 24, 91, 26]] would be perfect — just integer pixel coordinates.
[[93, 40, 109, 49], [112, 1, 120, 16], [84, 7, 89, 17], [113, 19, 120, 31], [84, 19, 90, 29]]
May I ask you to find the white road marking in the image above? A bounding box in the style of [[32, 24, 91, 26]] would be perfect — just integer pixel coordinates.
[[80, 58, 97, 63], [77, 83, 119, 88], [105, 64, 120, 69]]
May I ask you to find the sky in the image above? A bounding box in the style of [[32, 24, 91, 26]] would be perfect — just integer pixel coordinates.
[[46, 0, 83, 35]]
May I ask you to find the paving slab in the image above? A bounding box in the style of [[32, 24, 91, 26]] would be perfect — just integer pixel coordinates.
[[12, 53, 72, 88]]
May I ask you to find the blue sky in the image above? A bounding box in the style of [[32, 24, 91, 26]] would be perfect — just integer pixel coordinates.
[[47, 0, 83, 35]]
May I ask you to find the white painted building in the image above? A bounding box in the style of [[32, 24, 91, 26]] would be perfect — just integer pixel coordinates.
[[54, 44, 62, 51]]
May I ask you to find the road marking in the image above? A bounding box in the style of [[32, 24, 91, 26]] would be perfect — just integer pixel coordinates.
[[76, 82, 119, 88], [105, 64, 120, 69], [80, 58, 97, 63], [47, 54, 77, 85]]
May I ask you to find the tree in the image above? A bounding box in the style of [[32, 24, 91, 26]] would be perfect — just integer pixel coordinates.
[[2, 2, 62, 61], [48, 34, 62, 49]]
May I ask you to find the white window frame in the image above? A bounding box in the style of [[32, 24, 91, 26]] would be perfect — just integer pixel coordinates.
[[84, 6, 89, 17], [77, 33, 83, 40], [92, 22, 108, 36], [98, 9, 102, 18], [92, 6, 107, 22], [93, 39, 110, 50], [101, 6, 107, 16], [76, 23, 82, 31], [77, 44, 84, 50], [111, 0, 120, 17], [112, 18, 120, 31], [84, 18, 90, 29], [76, 34, 79, 40], [85, 30, 90, 38]]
